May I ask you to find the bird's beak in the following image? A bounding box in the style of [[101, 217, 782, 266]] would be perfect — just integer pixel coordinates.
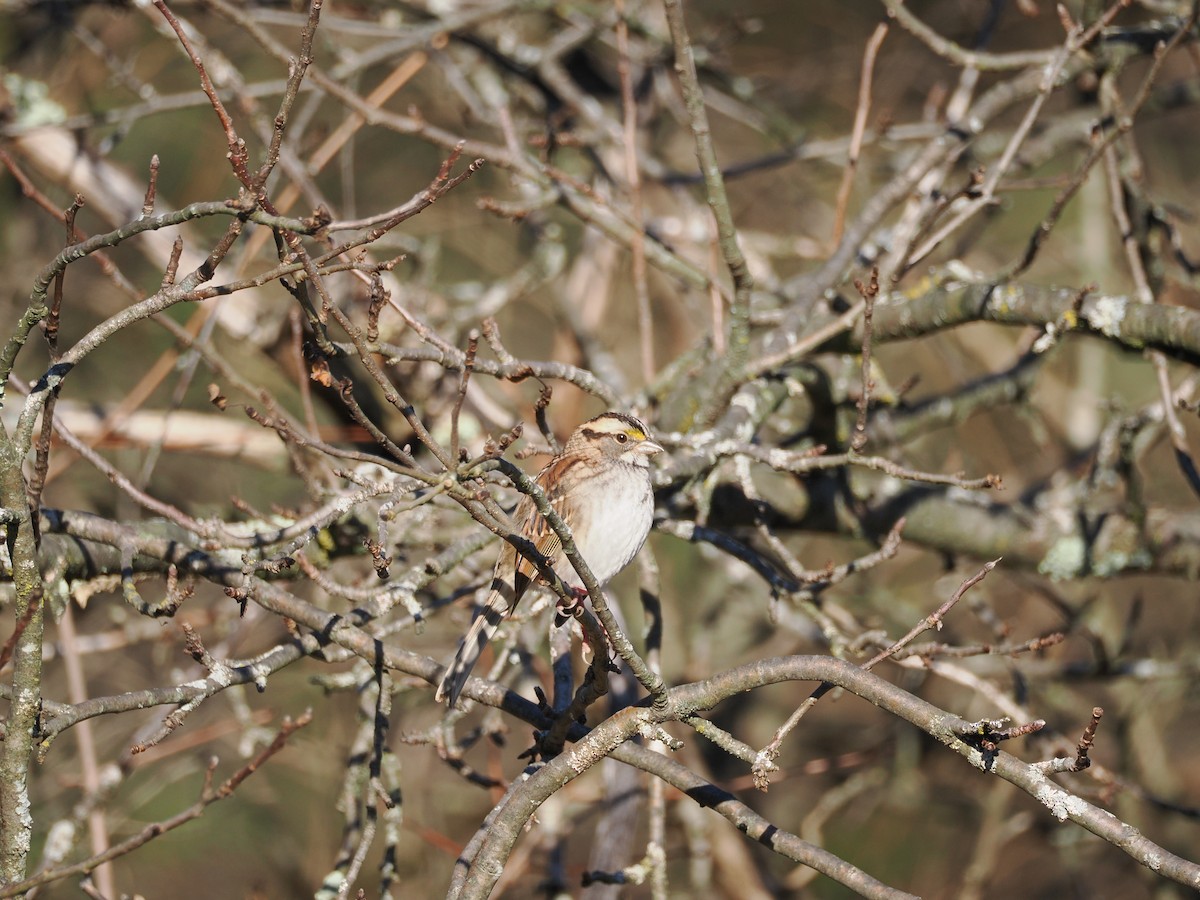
[[637, 440, 664, 457]]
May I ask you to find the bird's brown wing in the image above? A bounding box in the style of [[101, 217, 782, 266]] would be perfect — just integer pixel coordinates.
[[511, 454, 577, 591], [434, 454, 575, 706]]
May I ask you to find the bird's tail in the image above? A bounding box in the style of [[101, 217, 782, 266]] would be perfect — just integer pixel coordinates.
[[435, 589, 509, 706]]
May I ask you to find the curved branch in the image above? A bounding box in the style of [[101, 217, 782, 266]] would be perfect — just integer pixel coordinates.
[[857, 280, 1200, 367], [459, 656, 1200, 898]]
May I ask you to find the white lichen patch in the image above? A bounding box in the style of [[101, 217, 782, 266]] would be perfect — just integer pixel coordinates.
[[4, 73, 67, 127], [1086, 296, 1127, 338], [989, 282, 1025, 315], [565, 747, 591, 776], [43, 819, 77, 862], [943, 259, 982, 284], [1038, 535, 1086, 581], [1035, 781, 1089, 822], [1032, 322, 1059, 354]]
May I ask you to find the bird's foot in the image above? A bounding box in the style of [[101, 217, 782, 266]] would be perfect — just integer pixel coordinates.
[[553, 586, 589, 626]]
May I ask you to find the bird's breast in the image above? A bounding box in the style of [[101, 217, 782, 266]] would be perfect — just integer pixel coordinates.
[[560, 468, 654, 588]]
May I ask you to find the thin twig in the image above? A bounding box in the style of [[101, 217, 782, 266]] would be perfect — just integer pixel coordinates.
[[1100, 65, 1200, 498], [851, 268, 880, 452], [0, 712, 313, 898], [754, 560, 1001, 788], [864, 559, 1002, 669], [449, 331, 479, 464], [152, 0, 251, 185], [1007, 4, 1197, 278], [662, 0, 754, 425], [615, 0, 655, 384], [832, 24, 888, 248]]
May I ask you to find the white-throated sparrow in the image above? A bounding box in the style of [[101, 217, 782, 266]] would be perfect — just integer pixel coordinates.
[[436, 412, 662, 706]]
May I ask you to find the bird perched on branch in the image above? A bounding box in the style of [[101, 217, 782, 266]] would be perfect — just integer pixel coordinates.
[[436, 412, 662, 707]]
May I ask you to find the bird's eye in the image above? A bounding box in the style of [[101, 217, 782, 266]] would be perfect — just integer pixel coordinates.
[[616, 433, 629, 444]]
